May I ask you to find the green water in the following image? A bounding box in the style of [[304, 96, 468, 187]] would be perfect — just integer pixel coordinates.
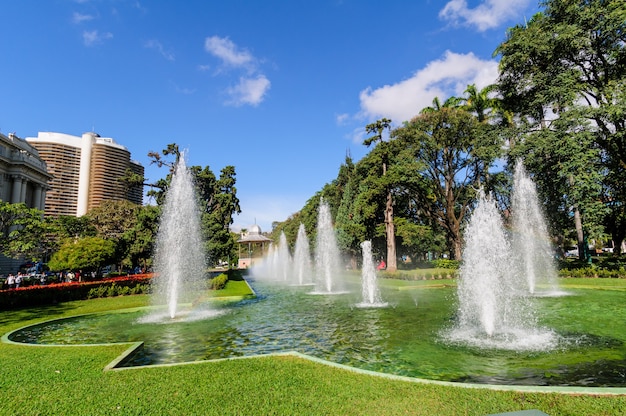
[[8, 279, 626, 386]]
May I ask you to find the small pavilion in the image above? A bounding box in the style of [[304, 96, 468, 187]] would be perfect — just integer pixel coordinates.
[[237, 224, 272, 269]]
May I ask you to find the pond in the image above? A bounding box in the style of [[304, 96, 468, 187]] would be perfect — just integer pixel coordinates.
[[7, 279, 626, 387]]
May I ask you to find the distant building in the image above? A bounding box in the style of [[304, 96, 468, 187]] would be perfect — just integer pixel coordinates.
[[0, 132, 51, 209], [26, 132, 144, 217], [0, 132, 52, 273], [237, 224, 272, 269]]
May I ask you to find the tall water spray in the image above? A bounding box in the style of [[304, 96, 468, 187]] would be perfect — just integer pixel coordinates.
[[356, 240, 387, 307], [276, 231, 292, 282], [511, 160, 559, 294], [456, 191, 522, 336], [153, 156, 207, 319], [449, 190, 556, 350], [293, 223, 313, 285], [314, 199, 344, 293]]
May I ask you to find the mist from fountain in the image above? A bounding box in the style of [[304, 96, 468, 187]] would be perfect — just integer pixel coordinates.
[[293, 223, 313, 285], [152, 155, 207, 319], [356, 240, 387, 308], [511, 160, 560, 295], [312, 198, 345, 294]]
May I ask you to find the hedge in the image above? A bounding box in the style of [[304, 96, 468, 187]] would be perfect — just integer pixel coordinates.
[[0, 274, 153, 310]]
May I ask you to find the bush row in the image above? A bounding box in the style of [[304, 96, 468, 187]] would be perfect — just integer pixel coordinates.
[[87, 282, 151, 298], [0, 275, 153, 310], [558, 267, 626, 279], [381, 270, 460, 280]]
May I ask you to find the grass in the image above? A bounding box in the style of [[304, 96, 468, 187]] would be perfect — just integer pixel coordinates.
[[0, 279, 625, 415]]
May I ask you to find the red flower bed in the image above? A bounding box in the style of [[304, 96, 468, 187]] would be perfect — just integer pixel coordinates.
[[0, 274, 154, 310]]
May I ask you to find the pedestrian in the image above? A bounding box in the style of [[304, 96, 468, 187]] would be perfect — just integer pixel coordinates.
[[15, 273, 22, 288], [7, 274, 15, 289]]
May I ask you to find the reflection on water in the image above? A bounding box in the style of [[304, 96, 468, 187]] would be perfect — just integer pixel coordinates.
[[8, 280, 626, 387]]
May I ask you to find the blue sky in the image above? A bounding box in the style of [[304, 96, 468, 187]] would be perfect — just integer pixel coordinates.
[[1, 0, 539, 232]]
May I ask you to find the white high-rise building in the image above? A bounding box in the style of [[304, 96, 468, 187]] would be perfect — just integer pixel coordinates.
[[26, 131, 144, 217]]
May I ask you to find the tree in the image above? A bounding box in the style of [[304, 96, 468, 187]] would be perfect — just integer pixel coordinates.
[[122, 205, 160, 271], [85, 200, 142, 268], [48, 236, 116, 273], [393, 105, 502, 259], [363, 118, 398, 271], [0, 202, 48, 261], [496, 0, 626, 254], [147, 144, 241, 266], [335, 156, 366, 269], [199, 165, 242, 266]]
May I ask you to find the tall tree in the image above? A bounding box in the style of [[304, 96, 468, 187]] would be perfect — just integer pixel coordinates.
[[199, 165, 242, 266], [148, 144, 241, 266], [393, 104, 501, 259], [363, 118, 398, 271], [496, 0, 626, 254], [85, 200, 142, 268]]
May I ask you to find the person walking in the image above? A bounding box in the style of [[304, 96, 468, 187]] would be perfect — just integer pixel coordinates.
[[7, 274, 15, 289], [14, 273, 22, 288]]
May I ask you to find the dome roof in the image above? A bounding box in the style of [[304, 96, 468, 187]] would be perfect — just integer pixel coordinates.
[[249, 224, 262, 234]]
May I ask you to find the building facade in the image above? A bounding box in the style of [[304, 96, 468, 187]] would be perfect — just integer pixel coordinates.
[[0, 132, 51, 209], [237, 224, 272, 269], [26, 132, 144, 217], [0, 132, 52, 273]]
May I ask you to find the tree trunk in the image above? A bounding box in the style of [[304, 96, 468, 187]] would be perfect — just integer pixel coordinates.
[[574, 206, 585, 261], [452, 235, 462, 260], [385, 190, 397, 272]]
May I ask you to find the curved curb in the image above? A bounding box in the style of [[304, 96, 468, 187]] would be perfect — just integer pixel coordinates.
[[103, 349, 626, 396]]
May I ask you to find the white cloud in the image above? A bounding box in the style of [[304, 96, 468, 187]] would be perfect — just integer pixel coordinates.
[[204, 36, 253, 67], [439, 0, 532, 32], [358, 50, 499, 123], [335, 113, 350, 125], [82, 30, 113, 46], [204, 35, 271, 106], [145, 39, 175, 61], [72, 12, 94, 24], [226, 75, 271, 106]]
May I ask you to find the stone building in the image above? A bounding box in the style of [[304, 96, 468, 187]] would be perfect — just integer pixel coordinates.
[[0, 132, 52, 273]]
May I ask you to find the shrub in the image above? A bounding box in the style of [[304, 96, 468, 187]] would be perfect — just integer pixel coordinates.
[[558, 267, 625, 278], [431, 259, 460, 269], [209, 273, 228, 290]]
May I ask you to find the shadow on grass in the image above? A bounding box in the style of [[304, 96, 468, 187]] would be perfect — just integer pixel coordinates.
[[0, 302, 81, 327]]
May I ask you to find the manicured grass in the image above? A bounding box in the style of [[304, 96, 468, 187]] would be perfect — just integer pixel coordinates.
[[1, 279, 625, 415], [207, 278, 255, 298]]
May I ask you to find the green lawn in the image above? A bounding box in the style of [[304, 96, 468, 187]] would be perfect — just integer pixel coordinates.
[[0, 279, 625, 415]]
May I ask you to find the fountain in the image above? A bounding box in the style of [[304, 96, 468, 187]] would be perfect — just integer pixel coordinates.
[[251, 232, 292, 282], [292, 223, 313, 285], [151, 155, 207, 319], [276, 231, 292, 282], [312, 198, 345, 294], [7, 178, 626, 386], [11, 278, 626, 387], [511, 160, 560, 295], [447, 188, 557, 350], [355, 240, 387, 308]]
